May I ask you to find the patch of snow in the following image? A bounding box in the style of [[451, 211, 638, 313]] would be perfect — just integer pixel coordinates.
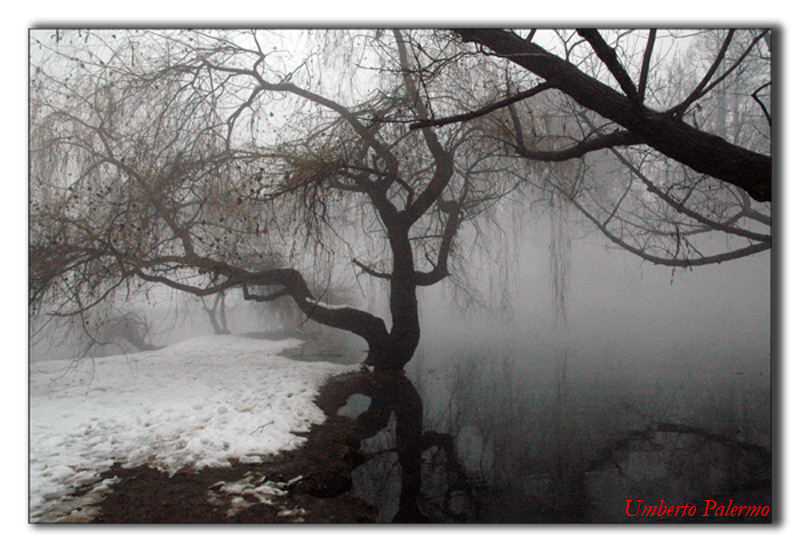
[[277, 507, 308, 519], [238, 455, 263, 464], [208, 472, 292, 517], [33, 476, 120, 523], [304, 298, 354, 311], [30, 335, 356, 521]]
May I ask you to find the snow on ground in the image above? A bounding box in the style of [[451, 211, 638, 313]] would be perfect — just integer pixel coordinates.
[[207, 472, 306, 520], [30, 334, 356, 521]]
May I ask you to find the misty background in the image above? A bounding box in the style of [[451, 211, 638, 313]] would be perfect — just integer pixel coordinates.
[[27, 27, 772, 523]]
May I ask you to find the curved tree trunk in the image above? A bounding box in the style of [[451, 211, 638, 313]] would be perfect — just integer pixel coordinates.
[[375, 226, 421, 372], [346, 372, 428, 521], [392, 374, 426, 522]]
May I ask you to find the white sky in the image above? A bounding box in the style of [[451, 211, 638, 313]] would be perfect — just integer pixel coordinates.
[[6, 1, 799, 551]]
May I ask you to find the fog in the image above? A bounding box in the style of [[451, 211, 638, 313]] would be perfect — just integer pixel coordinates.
[[418, 215, 769, 402], [34, 209, 770, 522], [29, 28, 771, 523]]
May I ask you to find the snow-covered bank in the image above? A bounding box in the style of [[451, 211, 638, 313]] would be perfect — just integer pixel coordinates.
[[30, 335, 356, 521]]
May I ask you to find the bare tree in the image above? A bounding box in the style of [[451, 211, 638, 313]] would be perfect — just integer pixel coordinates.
[[404, 29, 771, 268], [200, 292, 230, 335], [31, 302, 160, 361], [444, 29, 771, 201], [30, 28, 771, 369], [30, 29, 513, 371], [94, 308, 160, 352]]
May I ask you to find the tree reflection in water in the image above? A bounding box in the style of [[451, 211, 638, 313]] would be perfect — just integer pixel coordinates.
[[332, 371, 475, 522], [330, 366, 770, 523]]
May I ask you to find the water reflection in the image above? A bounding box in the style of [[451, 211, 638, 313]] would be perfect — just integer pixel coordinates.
[[334, 371, 470, 522], [334, 366, 770, 523]]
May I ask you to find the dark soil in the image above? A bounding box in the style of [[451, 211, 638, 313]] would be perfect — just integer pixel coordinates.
[[76, 335, 378, 524], [90, 457, 375, 523]]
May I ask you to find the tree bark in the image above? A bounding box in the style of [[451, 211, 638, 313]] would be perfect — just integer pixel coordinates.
[[381, 224, 421, 372], [453, 29, 771, 202]]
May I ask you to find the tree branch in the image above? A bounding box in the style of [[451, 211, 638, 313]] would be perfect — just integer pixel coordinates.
[[577, 29, 639, 102], [409, 81, 555, 130], [751, 81, 772, 127], [393, 30, 455, 224], [570, 198, 771, 267], [133, 269, 241, 296], [414, 200, 460, 286], [608, 147, 771, 243], [637, 29, 657, 103], [453, 28, 771, 202], [514, 129, 643, 162], [241, 283, 288, 303], [669, 30, 735, 117], [352, 259, 392, 280]]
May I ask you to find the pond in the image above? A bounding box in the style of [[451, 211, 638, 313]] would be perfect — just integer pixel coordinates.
[[333, 340, 771, 523]]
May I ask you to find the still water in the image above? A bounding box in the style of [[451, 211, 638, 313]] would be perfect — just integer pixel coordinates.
[[334, 339, 770, 523]]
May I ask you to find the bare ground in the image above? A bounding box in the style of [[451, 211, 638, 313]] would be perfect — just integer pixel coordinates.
[[65, 335, 379, 524]]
